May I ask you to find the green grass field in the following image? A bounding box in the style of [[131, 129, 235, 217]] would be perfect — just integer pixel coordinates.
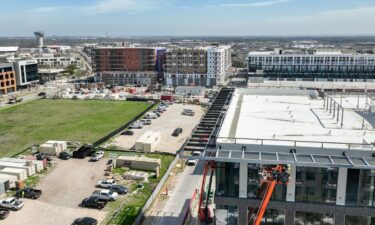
[[0, 99, 150, 157]]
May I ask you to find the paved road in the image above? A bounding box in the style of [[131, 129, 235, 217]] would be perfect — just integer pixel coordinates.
[[149, 160, 204, 225]]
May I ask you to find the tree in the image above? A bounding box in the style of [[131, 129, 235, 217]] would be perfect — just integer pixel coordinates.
[[66, 64, 78, 76]]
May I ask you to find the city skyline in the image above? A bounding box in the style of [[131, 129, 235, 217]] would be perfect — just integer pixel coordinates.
[[0, 0, 375, 37]]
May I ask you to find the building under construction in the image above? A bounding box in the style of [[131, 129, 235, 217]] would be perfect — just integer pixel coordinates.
[[182, 87, 375, 225]]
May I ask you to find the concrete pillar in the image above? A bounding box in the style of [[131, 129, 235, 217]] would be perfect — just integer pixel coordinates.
[[239, 162, 248, 198], [334, 213, 345, 225], [286, 165, 296, 202], [336, 167, 348, 206], [238, 201, 248, 225], [285, 209, 295, 225]]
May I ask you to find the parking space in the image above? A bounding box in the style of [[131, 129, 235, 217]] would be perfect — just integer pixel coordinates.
[[3, 159, 108, 225], [111, 104, 205, 154]]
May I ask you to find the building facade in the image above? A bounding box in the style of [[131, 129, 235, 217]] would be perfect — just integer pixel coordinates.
[[13, 60, 39, 87], [248, 49, 375, 81], [92, 47, 156, 86], [0, 63, 17, 95], [204, 88, 375, 225], [164, 46, 231, 87], [36, 55, 81, 68]]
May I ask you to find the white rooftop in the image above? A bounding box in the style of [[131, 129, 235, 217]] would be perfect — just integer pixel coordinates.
[[218, 88, 375, 149], [0, 46, 19, 52]]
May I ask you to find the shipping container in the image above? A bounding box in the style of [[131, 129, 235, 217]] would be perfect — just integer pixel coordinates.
[[0, 168, 27, 180]]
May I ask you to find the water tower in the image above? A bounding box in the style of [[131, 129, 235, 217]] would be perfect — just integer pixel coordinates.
[[34, 31, 45, 48]]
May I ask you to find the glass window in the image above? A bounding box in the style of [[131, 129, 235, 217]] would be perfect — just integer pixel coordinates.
[[216, 205, 238, 225], [345, 215, 375, 225], [346, 169, 375, 207], [295, 211, 334, 225], [216, 162, 239, 197], [248, 208, 285, 225], [295, 167, 338, 204]]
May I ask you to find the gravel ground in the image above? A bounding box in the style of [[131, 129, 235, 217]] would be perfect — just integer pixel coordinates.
[[111, 104, 205, 154], [2, 158, 108, 225]]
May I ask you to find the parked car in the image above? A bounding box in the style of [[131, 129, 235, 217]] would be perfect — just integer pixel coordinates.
[[129, 122, 144, 129], [144, 112, 158, 119], [120, 130, 134, 135], [92, 190, 118, 201], [0, 197, 24, 210], [110, 185, 128, 195], [59, 151, 71, 160], [15, 187, 42, 199], [97, 179, 116, 188], [191, 151, 201, 156], [187, 159, 197, 166], [140, 119, 152, 125], [35, 153, 53, 161], [153, 111, 161, 117], [182, 111, 195, 116], [73, 217, 98, 225], [38, 92, 46, 97], [172, 128, 183, 137], [91, 151, 104, 161], [80, 196, 107, 209], [0, 209, 9, 220]]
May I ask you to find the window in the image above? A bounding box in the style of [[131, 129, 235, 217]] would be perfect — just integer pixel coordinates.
[[346, 169, 375, 207], [345, 215, 375, 225], [216, 162, 239, 197], [295, 167, 338, 204], [295, 211, 334, 225], [216, 205, 238, 225]]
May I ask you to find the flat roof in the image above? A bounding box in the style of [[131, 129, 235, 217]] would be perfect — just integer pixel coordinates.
[[0, 46, 18, 52], [218, 88, 375, 146]]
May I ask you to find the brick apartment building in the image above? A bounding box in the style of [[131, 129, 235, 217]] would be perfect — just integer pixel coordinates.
[[0, 63, 17, 95], [92, 47, 157, 86]]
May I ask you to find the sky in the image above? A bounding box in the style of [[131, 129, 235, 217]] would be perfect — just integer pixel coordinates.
[[1, 0, 375, 36]]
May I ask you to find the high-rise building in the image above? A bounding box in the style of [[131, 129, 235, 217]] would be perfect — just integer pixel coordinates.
[[13, 60, 39, 87], [191, 87, 375, 225], [248, 49, 375, 81], [164, 46, 231, 87], [92, 47, 157, 86], [0, 63, 17, 95]]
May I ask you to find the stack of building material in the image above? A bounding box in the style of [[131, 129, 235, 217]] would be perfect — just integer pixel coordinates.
[[1, 157, 44, 172], [135, 132, 161, 152], [0, 174, 17, 188], [0, 168, 27, 180], [115, 156, 161, 177], [123, 171, 149, 181], [39, 140, 67, 155]]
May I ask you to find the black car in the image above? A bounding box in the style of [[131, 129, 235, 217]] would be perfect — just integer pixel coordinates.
[[73, 217, 98, 225], [121, 130, 134, 136], [80, 196, 107, 210], [16, 187, 42, 199], [172, 128, 183, 137], [59, 151, 71, 160], [110, 185, 128, 195], [38, 92, 46, 97]]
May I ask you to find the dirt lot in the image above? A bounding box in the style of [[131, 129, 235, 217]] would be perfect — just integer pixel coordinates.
[[2, 159, 108, 225], [110, 104, 204, 153]]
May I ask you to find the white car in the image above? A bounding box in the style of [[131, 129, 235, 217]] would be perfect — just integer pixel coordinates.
[[130, 122, 144, 129], [92, 189, 118, 201], [97, 179, 116, 188], [187, 159, 197, 166], [0, 197, 24, 210], [91, 151, 104, 161]]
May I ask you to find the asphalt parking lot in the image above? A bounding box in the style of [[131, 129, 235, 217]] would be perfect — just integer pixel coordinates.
[[2, 159, 108, 225], [111, 104, 204, 154]]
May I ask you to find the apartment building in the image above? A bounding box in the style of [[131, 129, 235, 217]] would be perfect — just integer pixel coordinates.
[[248, 49, 375, 81], [13, 60, 39, 87], [199, 88, 375, 225], [92, 47, 156, 86], [36, 55, 81, 68], [0, 63, 17, 95], [164, 46, 231, 87]]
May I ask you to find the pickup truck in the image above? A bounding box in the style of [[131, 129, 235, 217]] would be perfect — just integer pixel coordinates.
[[80, 196, 107, 209], [16, 187, 42, 199], [91, 190, 118, 201], [0, 197, 24, 210]]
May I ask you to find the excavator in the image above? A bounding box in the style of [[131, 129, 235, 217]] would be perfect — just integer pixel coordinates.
[[198, 163, 289, 225]]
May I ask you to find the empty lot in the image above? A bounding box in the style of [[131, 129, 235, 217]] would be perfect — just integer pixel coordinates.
[[3, 159, 108, 225], [0, 99, 149, 157], [110, 104, 204, 154]]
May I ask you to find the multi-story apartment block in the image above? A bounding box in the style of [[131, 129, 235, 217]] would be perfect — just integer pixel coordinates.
[[194, 88, 375, 225], [92, 47, 157, 86], [164, 46, 231, 87], [248, 49, 375, 81], [0, 63, 17, 95], [13, 59, 39, 87], [36, 55, 81, 68]]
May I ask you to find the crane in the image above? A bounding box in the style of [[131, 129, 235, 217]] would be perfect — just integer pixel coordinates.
[[249, 164, 290, 225]]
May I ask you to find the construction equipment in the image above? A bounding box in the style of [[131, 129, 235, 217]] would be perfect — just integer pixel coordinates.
[[249, 165, 290, 225], [198, 161, 215, 224]]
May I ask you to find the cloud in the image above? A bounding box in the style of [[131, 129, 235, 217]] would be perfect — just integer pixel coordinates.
[[217, 0, 292, 8], [85, 0, 165, 14]]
